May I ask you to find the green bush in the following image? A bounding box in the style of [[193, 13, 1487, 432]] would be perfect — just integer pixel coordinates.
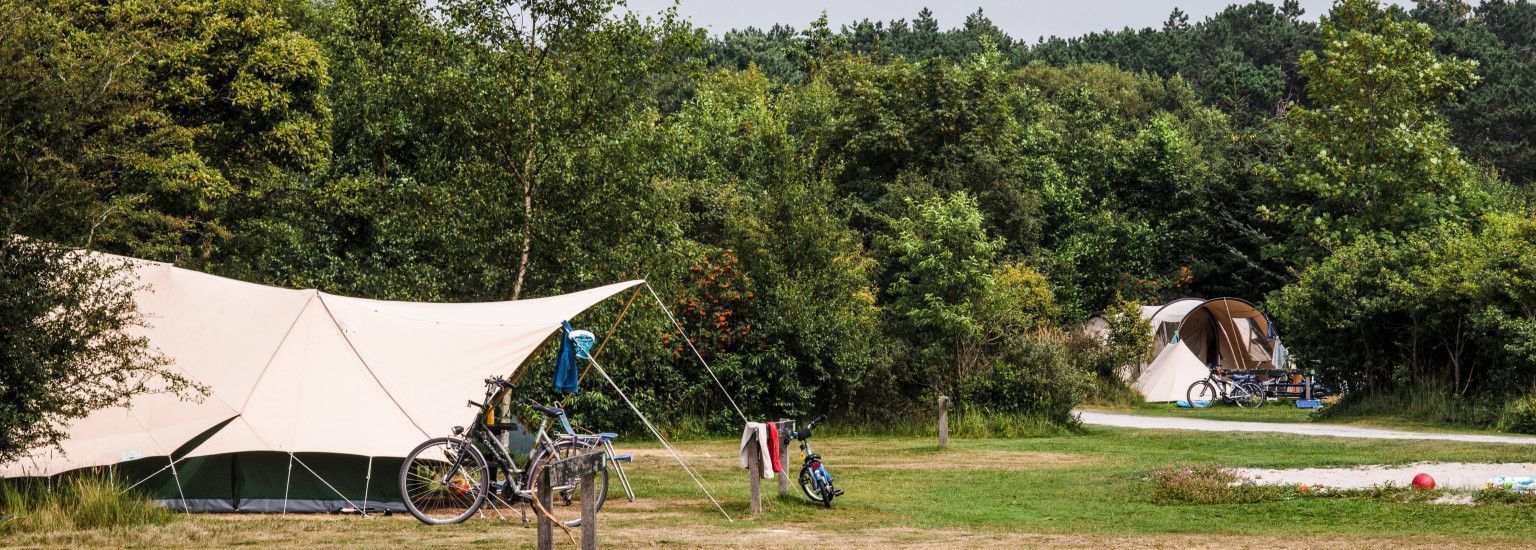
[[1499, 395, 1536, 435], [961, 330, 1092, 427], [0, 475, 174, 534]]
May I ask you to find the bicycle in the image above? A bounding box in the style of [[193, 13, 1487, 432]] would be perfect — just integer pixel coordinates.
[[1186, 369, 1265, 409], [397, 376, 611, 526], [788, 415, 843, 508]]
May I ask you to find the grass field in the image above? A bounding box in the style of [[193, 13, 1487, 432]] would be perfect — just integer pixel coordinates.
[[9, 425, 1536, 548]]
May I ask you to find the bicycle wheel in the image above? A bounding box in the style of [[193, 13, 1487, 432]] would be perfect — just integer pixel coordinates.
[[1186, 380, 1217, 408], [399, 437, 489, 525], [798, 467, 823, 502], [1236, 382, 1266, 409], [524, 439, 609, 527]]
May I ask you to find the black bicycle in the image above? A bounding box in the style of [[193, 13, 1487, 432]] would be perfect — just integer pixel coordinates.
[[788, 415, 843, 507], [1186, 369, 1265, 409], [398, 376, 610, 526]]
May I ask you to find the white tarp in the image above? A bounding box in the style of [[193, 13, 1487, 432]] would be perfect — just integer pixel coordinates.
[[1134, 340, 1211, 403], [2, 253, 640, 477]]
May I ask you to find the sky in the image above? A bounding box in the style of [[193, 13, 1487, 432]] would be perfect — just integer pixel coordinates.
[[622, 1, 1411, 42]]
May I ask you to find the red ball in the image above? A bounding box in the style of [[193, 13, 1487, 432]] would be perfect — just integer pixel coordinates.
[[1412, 473, 1436, 490]]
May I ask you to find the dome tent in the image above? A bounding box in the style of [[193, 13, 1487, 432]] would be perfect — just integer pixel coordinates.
[[1, 252, 640, 512], [1089, 297, 1282, 403]]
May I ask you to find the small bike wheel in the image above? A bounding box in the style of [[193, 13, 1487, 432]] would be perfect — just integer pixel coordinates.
[[798, 467, 823, 502], [525, 439, 609, 527], [1236, 382, 1266, 409], [399, 437, 489, 525], [1186, 380, 1217, 408]]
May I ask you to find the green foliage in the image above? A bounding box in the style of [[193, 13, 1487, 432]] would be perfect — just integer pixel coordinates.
[[1264, 0, 1488, 266], [0, 239, 204, 461], [0, 475, 175, 534], [1498, 394, 1536, 435], [960, 330, 1091, 426], [9, 0, 1536, 439], [1271, 212, 1536, 403]]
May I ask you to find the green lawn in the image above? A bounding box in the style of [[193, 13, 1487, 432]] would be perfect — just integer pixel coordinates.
[[10, 427, 1536, 547]]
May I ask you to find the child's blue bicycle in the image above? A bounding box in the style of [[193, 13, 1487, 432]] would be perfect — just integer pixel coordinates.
[[789, 415, 843, 507]]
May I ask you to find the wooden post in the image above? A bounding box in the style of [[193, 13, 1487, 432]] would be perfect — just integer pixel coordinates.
[[541, 448, 604, 549], [536, 471, 553, 550], [580, 470, 597, 550], [938, 395, 949, 449], [776, 420, 791, 497], [747, 433, 762, 514]]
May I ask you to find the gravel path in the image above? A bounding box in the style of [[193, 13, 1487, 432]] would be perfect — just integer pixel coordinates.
[[1077, 410, 1536, 446]]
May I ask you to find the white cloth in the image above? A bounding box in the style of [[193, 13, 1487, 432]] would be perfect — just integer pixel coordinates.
[[738, 422, 773, 479]]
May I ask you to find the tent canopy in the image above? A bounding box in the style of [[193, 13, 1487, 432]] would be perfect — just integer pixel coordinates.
[[1116, 297, 1280, 402], [1143, 297, 1276, 372], [2, 252, 640, 478]]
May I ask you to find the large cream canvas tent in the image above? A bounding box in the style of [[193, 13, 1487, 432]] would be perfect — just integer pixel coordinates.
[[1090, 298, 1282, 402], [0, 253, 640, 512]]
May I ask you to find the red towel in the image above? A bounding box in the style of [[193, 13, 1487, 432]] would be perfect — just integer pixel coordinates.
[[766, 421, 783, 473]]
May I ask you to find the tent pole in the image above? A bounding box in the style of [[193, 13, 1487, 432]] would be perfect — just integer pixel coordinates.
[[362, 456, 373, 517], [291, 453, 363, 513], [283, 453, 293, 517], [167, 455, 189, 512], [571, 286, 642, 404], [121, 459, 177, 495], [642, 281, 748, 423], [587, 355, 733, 522]]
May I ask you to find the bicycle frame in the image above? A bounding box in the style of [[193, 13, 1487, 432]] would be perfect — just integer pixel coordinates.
[[448, 387, 576, 500]]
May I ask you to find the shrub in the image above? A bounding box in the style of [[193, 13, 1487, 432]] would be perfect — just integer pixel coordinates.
[[1145, 463, 1280, 504], [0, 474, 174, 534], [961, 329, 1092, 426], [1498, 395, 1536, 435]]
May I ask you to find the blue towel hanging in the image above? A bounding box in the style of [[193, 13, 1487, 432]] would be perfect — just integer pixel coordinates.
[[554, 320, 581, 394]]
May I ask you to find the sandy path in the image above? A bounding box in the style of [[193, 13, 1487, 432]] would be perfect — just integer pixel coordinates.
[[1077, 410, 1536, 446], [1234, 462, 1536, 490]]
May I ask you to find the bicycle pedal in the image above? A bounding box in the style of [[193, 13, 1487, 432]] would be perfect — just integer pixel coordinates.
[[610, 454, 633, 462], [832, 488, 845, 496]]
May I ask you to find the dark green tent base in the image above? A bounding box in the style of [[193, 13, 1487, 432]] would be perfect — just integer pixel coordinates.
[[102, 452, 407, 514], [156, 498, 406, 514]]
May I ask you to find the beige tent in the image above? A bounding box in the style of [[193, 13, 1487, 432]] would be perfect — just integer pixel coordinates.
[[1, 253, 640, 512], [1132, 340, 1211, 402], [1089, 297, 1279, 402]]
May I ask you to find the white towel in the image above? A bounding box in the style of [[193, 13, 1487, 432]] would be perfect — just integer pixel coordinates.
[[738, 422, 774, 479]]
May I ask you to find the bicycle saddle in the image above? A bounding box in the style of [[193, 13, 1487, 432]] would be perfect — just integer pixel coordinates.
[[529, 403, 564, 417]]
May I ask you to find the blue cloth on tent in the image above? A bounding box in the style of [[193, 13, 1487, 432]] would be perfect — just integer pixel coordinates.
[[554, 320, 581, 395]]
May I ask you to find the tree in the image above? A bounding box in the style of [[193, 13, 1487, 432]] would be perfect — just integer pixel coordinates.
[[0, 240, 203, 461], [1415, 0, 1536, 186], [1263, 0, 1489, 268], [439, 0, 700, 299], [879, 191, 1003, 400]]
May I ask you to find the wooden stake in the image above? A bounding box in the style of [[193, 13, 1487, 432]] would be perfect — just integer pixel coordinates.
[[938, 395, 949, 449], [580, 470, 597, 550], [747, 434, 762, 514], [536, 473, 553, 550]]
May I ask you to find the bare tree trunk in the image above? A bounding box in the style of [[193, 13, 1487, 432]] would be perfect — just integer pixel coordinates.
[[512, 148, 534, 300]]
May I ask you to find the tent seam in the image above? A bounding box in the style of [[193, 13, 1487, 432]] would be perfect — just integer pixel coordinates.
[[315, 293, 432, 439]]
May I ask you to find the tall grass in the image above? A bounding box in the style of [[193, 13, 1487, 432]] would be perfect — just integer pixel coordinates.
[[0, 475, 175, 534], [1318, 381, 1502, 429], [1082, 374, 1145, 408]]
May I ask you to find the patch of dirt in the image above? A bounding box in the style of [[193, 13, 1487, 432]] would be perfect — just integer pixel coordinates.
[[839, 450, 1099, 471], [1234, 462, 1536, 490]]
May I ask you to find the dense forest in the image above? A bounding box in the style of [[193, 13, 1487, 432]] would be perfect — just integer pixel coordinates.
[[5, 0, 1536, 442]]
